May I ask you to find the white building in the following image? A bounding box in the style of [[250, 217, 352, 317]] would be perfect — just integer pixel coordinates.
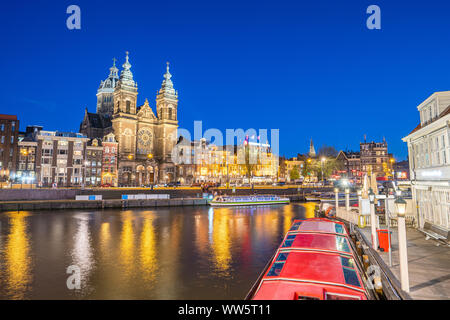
[[402, 91, 450, 239]]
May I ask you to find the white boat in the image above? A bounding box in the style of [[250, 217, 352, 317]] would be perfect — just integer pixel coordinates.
[[209, 195, 290, 207], [305, 191, 321, 201]]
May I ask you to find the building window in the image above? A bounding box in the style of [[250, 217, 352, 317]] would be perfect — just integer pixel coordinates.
[[126, 100, 131, 113]]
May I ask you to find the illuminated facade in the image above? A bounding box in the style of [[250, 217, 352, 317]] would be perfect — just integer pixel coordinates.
[[101, 132, 118, 186], [176, 138, 278, 184], [402, 91, 450, 237], [360, 139, 393, 179], [35, 131, 89, 187], [85, 139, 103, 187], [81, 53, 178, 186]]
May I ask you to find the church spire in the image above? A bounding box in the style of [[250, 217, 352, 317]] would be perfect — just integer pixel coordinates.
[[120, 51, 135, 86], [161, 62, 174, 90], [309, 138, 316, 157], [109, 57, 118, 77]]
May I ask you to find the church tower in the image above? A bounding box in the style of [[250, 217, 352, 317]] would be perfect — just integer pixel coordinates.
[[155, 62, 178, 162], [113, 51, 138, 115], [112, 51, 139, 158], [96, 58, 119, 117]]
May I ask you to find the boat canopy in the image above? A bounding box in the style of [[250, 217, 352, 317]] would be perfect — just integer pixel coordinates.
[[252, 218, 368, 300]]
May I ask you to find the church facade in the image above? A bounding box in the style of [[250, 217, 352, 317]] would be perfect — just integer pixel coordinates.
[[80, 52, 178, 186]]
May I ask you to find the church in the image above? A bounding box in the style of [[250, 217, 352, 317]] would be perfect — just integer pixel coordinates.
[[80, 52, 179, 186]]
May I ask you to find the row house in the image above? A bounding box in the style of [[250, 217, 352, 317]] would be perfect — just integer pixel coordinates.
[[402, 91, 450, 238], [0, 114, 19, 183], [360, 139, 394, 179], [335, 151, 361, 182], [35, 131, 89, 187], [101, 132, 119, 186], [16, 126, 42, 184], [85, 138, 103, 186]]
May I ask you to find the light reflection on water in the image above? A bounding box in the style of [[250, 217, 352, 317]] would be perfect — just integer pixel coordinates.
[[1, 212, 32, 299], [0, 203, 313, 299]]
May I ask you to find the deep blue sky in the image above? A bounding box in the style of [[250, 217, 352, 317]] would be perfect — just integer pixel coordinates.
[[1, 0, 450, 160]]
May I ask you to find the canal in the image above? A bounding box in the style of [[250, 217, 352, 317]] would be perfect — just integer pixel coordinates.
[[0, 203, 315, 299]]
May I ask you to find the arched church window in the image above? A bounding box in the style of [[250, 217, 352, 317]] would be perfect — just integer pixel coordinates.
[[126, 101, 131, 113], [168, 108, 173, 120]]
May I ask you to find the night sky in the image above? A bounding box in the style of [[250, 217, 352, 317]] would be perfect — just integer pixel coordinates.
[[1, 0, 450, 160]]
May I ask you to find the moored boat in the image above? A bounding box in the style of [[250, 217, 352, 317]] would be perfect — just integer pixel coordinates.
[[209, 195, 290, 207], [246, 218, 371, 300], [304, 191, 321, 201], [319, 192, 358, 203]]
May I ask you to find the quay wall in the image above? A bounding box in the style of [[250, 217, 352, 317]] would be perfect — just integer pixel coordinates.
[[0, 187, 332, 201], [0, 194, 307, 212]]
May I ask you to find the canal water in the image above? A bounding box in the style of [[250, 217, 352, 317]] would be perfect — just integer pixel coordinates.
[[0, 203, 315, 299]]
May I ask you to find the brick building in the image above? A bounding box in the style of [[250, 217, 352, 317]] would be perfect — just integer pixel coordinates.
[[0, 114, 19, 183]]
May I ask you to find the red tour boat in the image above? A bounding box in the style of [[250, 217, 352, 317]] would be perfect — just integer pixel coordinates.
[[248, 218, 370, 300]]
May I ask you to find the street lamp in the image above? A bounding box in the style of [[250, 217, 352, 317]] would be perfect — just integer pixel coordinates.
[[357, 189, 362, 215], [321, 157, 326, 186], [345, 188, 350, 211], [384, 188, 393, 266], [395, 196, 409, 292], [369, 188, 378, 250], [334, 187, 339, 211]]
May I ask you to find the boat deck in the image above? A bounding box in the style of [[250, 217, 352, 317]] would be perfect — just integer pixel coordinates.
[[250, 218, 369, 300]]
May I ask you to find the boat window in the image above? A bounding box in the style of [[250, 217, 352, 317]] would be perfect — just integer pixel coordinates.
[[342, 267, 361, 287], [325, 293, 360, 300], [289, 221, 302, 231], [336, 236, 351, 253], [296, 295, 320, 300], [282, 239, 294, 248], [267, 261, 285, 277], [340, 256, 355, 269], [276, 252, 289, 262], [286, 234, 296, 240], [335, 224, 344, 234]]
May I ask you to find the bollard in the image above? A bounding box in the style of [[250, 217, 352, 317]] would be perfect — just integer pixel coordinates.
[[363, 255, 370, 270], [356, 241, 362, 256], [374, 276, 383, 296]]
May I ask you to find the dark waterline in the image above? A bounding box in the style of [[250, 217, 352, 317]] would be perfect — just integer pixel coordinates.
[[0, 203, 316, 299]]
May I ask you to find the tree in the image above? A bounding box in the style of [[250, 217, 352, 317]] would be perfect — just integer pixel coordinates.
[[243, 143, 256, 180], [290, 166, 300, 181], [318, 145, 338, 158], [302, 159, 313, 179]]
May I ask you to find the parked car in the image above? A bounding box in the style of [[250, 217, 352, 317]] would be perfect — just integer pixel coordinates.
[[101, 183, 112, 188], [167, 181, 180, 187]]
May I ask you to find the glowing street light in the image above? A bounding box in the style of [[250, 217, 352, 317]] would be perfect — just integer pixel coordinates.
[[395, 196, 409, 292]]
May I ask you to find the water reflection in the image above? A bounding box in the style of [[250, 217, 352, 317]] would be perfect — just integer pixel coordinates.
[[211, 208, 232, 274], [71, 215, 94, 295], [3, 212, 32, 299], [0, 203, 311, 299], [303, 202, 317, 218], [140, 214, 157, 284], [119, 211, 135, 278]]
